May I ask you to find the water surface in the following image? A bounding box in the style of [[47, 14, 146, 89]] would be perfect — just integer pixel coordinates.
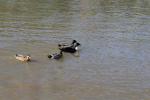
[[0, 0, 150, 100]]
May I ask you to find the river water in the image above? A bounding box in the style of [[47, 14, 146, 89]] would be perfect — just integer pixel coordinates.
[[0, 0, 150, 100]]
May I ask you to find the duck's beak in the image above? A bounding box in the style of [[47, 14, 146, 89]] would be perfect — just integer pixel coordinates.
[[48, 55, 52, 58]]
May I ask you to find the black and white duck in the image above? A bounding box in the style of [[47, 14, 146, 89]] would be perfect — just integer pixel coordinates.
[[58, 40, 81, 54]]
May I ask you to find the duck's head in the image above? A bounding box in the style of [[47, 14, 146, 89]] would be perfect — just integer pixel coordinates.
[[76, 42, 81, 46], [26, 55, 31, 61], [48, 55, 52, 58], [72, 40, 77, 44], [27, 55, 31, 58]]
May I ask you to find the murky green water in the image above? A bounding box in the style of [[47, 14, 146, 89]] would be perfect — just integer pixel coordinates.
[[0, 0, 150, 100]]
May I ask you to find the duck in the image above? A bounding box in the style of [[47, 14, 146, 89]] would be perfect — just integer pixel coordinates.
[[58, 40, 80, 48], [15, 54, 31, 62], [48, 51, 63, 60], [58, 39, 81, 53]]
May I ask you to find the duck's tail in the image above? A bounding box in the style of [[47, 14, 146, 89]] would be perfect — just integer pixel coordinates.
[[58, 44, 64, 49]]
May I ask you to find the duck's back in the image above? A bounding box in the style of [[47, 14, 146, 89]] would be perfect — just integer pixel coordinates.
[[59, 47, 76, 53]]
